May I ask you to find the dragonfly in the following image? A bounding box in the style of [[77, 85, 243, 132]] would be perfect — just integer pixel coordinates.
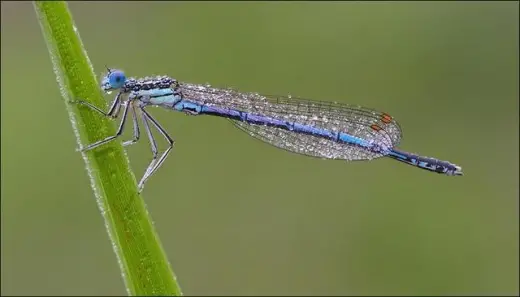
[[75, 67, 463, 192]]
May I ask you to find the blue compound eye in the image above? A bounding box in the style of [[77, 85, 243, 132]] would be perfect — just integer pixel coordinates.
[[108, 70, 126, 89]]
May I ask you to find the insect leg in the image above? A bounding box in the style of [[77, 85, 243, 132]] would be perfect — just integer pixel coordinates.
[[80, 101, 131, 152], [139, 107, 159, 184], [122, 104, 140, 147], [137, 107, 174, 192], [75, 92, 122, 118]]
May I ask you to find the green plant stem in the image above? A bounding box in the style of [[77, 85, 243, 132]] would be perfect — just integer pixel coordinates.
[[33, 1, 182, 295]]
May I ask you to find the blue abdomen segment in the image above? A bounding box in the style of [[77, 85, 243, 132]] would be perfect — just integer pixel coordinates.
[[187, 102, 373, 149], [173, 100, 372, 148], [388, 149, 463, 176], [173, 100, 203, 113]]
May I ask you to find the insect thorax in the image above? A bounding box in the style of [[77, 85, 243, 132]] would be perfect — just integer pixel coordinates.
[[122, 76, 178, 92]]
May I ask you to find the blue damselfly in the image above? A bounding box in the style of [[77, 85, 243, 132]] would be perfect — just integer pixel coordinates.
[[75, 68, 463, 192]]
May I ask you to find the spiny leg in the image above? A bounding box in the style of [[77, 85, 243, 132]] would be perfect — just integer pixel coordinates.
[[122, 104, 140, 147], [81, 101, 131, 152], [137, 107, 174, 192], [75, 92, 122, 118], [140, 108, 159, 180], [76, 93, 142, 148], [142, 108, 174, 177], [141, 112, 174, 183]]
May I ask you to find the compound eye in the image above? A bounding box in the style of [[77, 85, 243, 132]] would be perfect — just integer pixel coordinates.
[[108, 70, 126, 88]]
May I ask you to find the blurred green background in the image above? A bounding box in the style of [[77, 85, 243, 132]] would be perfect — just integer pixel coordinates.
[[1, 1, 518, 295]]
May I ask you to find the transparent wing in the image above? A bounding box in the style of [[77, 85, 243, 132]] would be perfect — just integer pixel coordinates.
[[231, 121, 383, 160], [180, 83, 403, 161]]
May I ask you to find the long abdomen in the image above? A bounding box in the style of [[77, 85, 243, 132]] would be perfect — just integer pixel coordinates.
[[174, 100, 462, 175], [198, 103, 372, 147]]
